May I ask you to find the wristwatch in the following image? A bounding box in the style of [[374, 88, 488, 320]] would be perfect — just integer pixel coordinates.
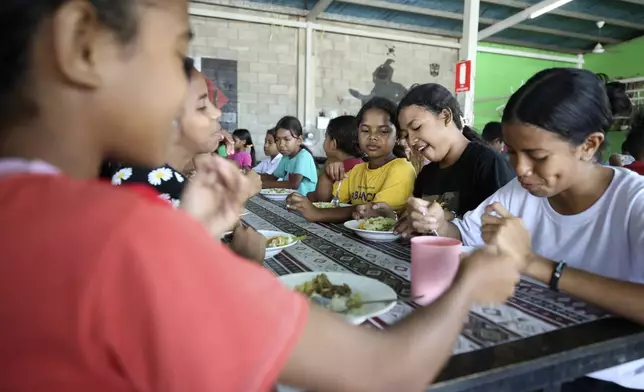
[[549, 260, 567, 292]]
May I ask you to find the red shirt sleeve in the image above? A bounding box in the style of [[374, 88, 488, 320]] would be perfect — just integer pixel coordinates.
[[625, 162, 644, 175], [343, 158, 363, 173], [92, 205, 308, 392]]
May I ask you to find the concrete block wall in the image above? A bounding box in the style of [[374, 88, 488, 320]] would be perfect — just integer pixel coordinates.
[[190, 15, 458, 159], [314, 32, 458, 117], [190, 16, 299, 157]]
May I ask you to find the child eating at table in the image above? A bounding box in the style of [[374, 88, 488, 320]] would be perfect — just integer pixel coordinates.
[[261, 116, 318, 196], [287, 98, 416, 222], [0, 1, 524, 391], [230, 128, 256, 171], [307, 115, 363, 202], [405, 68, 644, 391], [396, 83, 514, 224], [253, 128, 283, 175]]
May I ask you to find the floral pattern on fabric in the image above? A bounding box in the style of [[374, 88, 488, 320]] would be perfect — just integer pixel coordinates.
[[107, 164, 185, 208], [111, 168, 132, 185], [148, 168, 173, 186]]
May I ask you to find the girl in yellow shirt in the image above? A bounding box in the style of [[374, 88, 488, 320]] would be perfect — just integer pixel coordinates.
[[287, 97, 416, 222]]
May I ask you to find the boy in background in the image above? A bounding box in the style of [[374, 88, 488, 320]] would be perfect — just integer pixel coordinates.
[[308, 115, 363, 202]]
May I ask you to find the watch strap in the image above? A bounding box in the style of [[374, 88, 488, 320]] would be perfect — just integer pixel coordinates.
[[549, 260, 567, 292]]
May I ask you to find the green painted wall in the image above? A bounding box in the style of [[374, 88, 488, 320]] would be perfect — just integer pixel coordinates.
[[585, 37, 644, 157], [474, 46, 575, 130], [585, 37, 644, 80], [474, 38, 644, 158]]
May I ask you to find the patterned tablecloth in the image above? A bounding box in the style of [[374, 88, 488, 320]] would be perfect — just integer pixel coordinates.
[[245, 196, 608, 355]]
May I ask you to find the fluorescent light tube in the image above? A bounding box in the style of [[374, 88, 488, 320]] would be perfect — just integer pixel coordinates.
[[530, 0, 574, 19]]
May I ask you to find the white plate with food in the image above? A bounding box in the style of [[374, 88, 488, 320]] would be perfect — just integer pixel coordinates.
[[344, 217, 401, 242], [260, 188, 295, 201], [221, 230, 301, 259], [263, 230, 302, 258], [279, 272, 397, 325]]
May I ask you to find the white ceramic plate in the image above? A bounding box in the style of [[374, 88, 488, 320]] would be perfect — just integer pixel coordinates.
[[262, 230, 300, 259], [221, 230, 299, 259], [260, 189, 294, 201], [279, 272, 397, 325], [344, 219, 401, 242]]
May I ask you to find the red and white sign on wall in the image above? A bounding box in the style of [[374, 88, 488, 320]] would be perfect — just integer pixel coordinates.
[[455, 60, 472, 93]]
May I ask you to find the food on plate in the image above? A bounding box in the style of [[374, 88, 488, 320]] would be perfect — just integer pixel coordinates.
[[295, 273, 362, 311], [265, 234, 305, 248], [313, 202, 337, 209], [313, 202, 350, 208], [358, 217, 396, 232], [262, 188, 293, 194], [266, 235, 295, 248]]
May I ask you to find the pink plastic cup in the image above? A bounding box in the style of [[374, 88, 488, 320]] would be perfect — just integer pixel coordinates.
[[411, 236, 462, 306]]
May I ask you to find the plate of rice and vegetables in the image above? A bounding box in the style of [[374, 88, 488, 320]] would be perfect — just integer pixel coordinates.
[[260, 188, 295, 201], [221, 230, 304, 259], [279, 272, 397, 325], [344, 217, 401, 242]]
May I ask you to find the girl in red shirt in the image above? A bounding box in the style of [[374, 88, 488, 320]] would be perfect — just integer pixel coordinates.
[[0, 1, 522, 391]]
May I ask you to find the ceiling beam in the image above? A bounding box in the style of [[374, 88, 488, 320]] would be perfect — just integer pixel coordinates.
[[617, 0, 644, 5], [341, 0, 615, 43], [481, 0, 644, 31], [340, 0, 463, 21], [191, 0, 589, 53], [320, 14, 462, 38], [308, 0, 334, 21], [193, 0, 308, 15], [321, 14, 579, 53], [509, 23, 619, 43], [485, 37, 582, 54], [479, 0, 574, 39]]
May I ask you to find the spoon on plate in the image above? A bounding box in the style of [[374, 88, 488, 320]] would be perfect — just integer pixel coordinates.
[[311, 295, 424, 312]]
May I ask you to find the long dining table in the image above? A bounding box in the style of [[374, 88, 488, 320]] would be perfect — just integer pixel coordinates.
[[244, 195, 644, 392]]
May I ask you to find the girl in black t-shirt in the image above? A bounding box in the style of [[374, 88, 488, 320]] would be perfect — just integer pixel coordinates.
[[394, 83, 515, 235]]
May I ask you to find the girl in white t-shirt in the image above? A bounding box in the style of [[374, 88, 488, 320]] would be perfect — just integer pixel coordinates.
[[252, 128, 282, 175], [405, 68, 644, 391]]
